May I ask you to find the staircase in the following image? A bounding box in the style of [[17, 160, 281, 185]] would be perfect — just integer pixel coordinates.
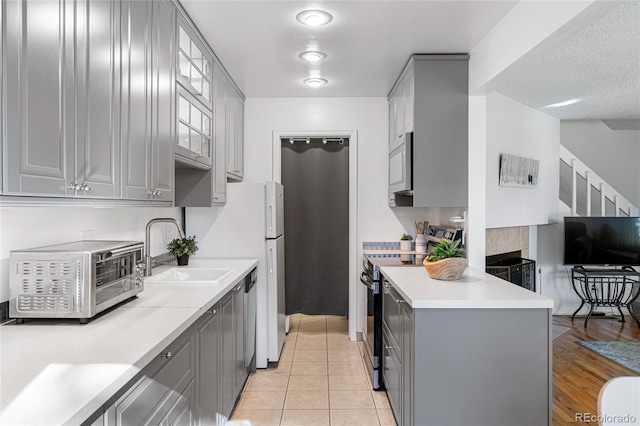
[[559, 145, 638, 217]]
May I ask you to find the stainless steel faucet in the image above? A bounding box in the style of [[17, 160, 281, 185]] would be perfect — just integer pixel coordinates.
[[144, 218, 186, 276]]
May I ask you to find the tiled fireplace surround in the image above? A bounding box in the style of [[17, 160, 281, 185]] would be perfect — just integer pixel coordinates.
[[485, 226, 530, 258]]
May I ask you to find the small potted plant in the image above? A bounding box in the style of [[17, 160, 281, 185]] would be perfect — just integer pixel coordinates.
[[167, 235, 199, 266], [400, 233, 413, 252], [423, 240, 467, 280]]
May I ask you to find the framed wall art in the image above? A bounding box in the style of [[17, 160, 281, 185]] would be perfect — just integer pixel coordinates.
[[499, 154, 539, 188]]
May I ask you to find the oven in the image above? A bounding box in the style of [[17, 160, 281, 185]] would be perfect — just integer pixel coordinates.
[[361, 253, 424, 391], [361, 255, 383, 390]]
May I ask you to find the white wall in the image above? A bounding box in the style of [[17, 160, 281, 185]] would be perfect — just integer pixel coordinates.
[[561, 120, 640, 207], [244, 97, 429, 242], [485, 91, 560, 229], [468, 96, 487, 269], [241, 97, 460, 335], [0, 206, 182, 302]]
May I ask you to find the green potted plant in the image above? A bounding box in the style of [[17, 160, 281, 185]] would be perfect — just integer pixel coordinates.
[[423, 240, 467, 280], [167, 235, 199, 266], [400, 233, 413, 252]]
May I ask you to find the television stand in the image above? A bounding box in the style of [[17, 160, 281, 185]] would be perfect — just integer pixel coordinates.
[[570, 266, 640, 328]]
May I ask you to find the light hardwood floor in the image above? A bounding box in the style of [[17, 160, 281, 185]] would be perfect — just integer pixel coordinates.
[[553, 314, 640, 425], [230, 314, 394, 426]]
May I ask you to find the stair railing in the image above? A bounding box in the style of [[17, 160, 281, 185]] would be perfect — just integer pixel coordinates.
[[560, 145, 638, 217]]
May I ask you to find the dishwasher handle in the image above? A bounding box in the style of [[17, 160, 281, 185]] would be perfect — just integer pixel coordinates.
[[245, 268, 257, 293]]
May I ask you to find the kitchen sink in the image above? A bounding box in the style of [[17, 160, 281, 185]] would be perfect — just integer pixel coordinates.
[[144, 267, 234, 284]]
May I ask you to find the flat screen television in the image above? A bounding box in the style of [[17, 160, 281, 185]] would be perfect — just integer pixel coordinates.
[[564, 216, 640, 266]]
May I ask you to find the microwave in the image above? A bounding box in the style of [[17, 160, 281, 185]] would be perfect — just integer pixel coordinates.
[[389, 132, 413, 194], [9, 240, 144, 324]]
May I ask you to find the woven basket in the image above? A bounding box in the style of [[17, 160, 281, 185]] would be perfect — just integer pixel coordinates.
[[423, 257, 467, 280]]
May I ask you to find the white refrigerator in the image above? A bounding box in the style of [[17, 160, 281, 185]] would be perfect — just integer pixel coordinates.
[[186, 181, 286, 367], [265, 182, 286, 362]]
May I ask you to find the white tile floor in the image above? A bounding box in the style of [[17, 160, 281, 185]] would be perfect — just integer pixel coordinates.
[[230, 314, 396, 426]]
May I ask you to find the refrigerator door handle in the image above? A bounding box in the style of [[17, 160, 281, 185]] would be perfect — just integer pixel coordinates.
[[269, 247, 274, 274], [267, 204, 273, 233]]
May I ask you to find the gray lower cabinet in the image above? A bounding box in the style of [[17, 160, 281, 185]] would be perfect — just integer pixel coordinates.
[[161, 379, 196, 426], [381, 280, 409, 426], [120, 0, 174, 203], [197, 306, 220, 426], [233, 282, 246, 397], [220, 282, 247, 420], [220, 291, 236, 418], [381, 276, 552, 426], [107, 326, 196, 425], [401, 302, 413, 426], [97, 274, 253, 426]]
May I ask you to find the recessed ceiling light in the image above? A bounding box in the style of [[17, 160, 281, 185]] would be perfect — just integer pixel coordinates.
[[296, 10, 333, 26], [303, 78, 328, 88], [544, 98, 582, 108], [298, 51, 327, 63]]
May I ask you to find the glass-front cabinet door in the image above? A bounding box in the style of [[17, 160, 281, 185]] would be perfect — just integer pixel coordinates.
[[175, 16, 212, 167], [177, 19, 212, 109], [177, 88, 212, 167]]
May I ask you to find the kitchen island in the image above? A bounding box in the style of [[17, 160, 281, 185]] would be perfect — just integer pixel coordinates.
[[380, 266, 553, 426], [0, 258, 258, 426]]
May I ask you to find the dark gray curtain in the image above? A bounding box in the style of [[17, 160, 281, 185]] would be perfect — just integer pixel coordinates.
[[282, 138, 349, 316]]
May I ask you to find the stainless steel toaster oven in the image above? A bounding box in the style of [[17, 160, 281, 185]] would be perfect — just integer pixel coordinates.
[[9, 241, 145, 324]]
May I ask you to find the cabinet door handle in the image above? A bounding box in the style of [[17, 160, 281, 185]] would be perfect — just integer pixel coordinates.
[[384, 283, 390, 288], [160, 351, 172, 359], [385, 345, 394, 350], [69, 183, 81, 191], [207, 308, 217, 315], [395, 298, 405, 304], [81, 184, 91, 192]]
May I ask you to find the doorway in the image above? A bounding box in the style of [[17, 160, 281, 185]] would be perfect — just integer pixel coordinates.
[[281, 137, 350, 316]]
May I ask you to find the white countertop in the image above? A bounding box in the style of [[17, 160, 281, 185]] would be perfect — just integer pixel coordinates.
[[0, 258, 258, 426], [380, 265, 553, 309]]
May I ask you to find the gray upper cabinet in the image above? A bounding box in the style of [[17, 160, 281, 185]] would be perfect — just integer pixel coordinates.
[[212, 61, 228, 204], [74, 0, 121, 199], [150, 0, 175, 202], [173, 8, 226, 207], [388, 55, 468, 208], [3, 0, 173, 204], [177, 19, 212, 110], [120, 0, 152, 201], [226, 85, 244, 181], [4, 0, 71, 197], [121, 0, 174, 203], [175, 16, 213, 169]]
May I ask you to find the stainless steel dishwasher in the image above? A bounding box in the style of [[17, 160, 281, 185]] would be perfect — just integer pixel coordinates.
[[244, 268, 258, 373]]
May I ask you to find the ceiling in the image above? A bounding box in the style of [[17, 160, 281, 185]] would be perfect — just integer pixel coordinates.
[[490, 0, 640, 120], [181, 0, 640, 121], [180, 1, 517, 97]]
